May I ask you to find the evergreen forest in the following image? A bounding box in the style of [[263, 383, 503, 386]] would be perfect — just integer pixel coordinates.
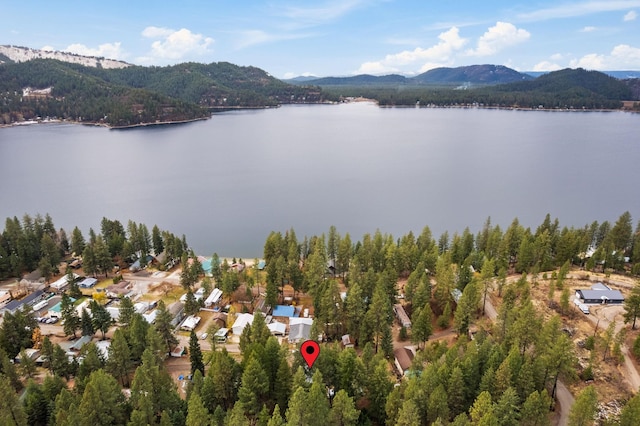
[[0, 59, 332, 127], [1, 212, 640, 425]]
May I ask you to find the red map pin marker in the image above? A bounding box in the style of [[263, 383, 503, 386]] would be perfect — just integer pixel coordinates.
[[301, 340, 320, 368]]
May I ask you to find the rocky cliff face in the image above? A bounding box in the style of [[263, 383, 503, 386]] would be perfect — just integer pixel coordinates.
[[0, 45, 130, 69]]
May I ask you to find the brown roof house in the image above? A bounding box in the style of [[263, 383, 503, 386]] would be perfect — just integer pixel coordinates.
[[106, 281, 133, 298], [393, 346, 416, 377]]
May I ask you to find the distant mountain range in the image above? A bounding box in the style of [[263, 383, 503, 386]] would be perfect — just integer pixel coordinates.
[[526, 70, 640, 79], [284, 64, 640, 87], [284, 65, 531, 87]]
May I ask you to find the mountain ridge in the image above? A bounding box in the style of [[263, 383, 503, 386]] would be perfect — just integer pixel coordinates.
[[284, 65, 534, 86], [0, 45, 130, 69]]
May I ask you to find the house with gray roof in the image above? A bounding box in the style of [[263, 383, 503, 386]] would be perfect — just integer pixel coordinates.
[[575, 282, 625, 304], [1, 290, 45, 315], [288, 317, 313, 343]]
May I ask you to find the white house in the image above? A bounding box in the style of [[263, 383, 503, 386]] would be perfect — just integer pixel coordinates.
[[232, 313, 254, 335], [204, 288, 223, 307], [134, 302, 150, 314], [181, 315, 201, 331], [288, 317, 313, 343], [268, 321, 287, 336], [50, 273, 79, 291], [143, 310, 158, 324]]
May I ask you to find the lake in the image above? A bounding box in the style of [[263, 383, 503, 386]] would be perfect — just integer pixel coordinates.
[[1, 103, 639, 258]]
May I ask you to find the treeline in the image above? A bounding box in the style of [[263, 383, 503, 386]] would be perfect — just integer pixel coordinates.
[[0, 214, 188, 280], [0, 59, 334, 126], [323, 68, 634, 109], [263, 212, 640, 322]]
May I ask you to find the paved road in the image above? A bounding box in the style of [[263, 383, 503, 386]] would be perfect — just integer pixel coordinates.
[[484, 296, 573, 426]]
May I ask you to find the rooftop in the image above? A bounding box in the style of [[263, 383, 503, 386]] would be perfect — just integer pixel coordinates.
[[272, 305, 296, 317]]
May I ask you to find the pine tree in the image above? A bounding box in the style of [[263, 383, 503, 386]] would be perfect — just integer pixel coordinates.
[[285, 386, 308, 426], [494, 387, 520, 426], [469, 391, 498, 426], [0, 378, 27, 425], [128, 313, 150, 362], [90, 300, 114, 340], [624, 282, 640, 329], [154, 300, 178, 354], [23, 380, 48, 425], [237, 356, 269, 418], [18, 349, 37, 379], [520, 390, 552, 426], [71, 226, 86, 256], [620, 392, 640, 426], [329, 389, 360, 426], [118, 296, 135, 327], [396, 399, 421, 426], [81, 308, 95, 336], [411, 305, 433, 349], [189, 330, 204, 376], [77, 369, 127, 426], [107, 329, 133, 387], [185, 393, 210, 426], [568, 385, 598, 426], [306, 370, 330, 426], [267, 404, 285, 426], [61, 292, 80, 338]]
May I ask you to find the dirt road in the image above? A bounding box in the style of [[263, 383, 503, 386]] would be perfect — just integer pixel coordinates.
[[585, 305, 640, 392]]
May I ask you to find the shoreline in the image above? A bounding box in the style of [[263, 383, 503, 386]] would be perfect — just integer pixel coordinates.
[[1, 102, 637, 130], [108, 116, 211, 130]]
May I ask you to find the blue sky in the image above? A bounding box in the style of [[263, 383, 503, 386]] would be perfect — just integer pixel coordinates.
[[3, 0, 640, 78]]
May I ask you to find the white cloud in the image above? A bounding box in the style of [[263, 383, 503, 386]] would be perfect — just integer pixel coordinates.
[[466, 22, 530, 57], [355, 27, 467, 74], [581, 26, 597, 32], [533, 61, 563, 71], [518, 1, 640, 21], [138, 26, 214, 63], [624, 10, 638, 20], [570, 44, 640, 69], [41, 45, 55, 51], [64, 42, 125, 60], [550, 53, 564, 60], [570, 53, 606, 69]]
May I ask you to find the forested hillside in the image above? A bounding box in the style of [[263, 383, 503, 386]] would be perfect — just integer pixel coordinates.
[[63, 61, 329, 107], [323, 68, 637, 109], [0, 59, 331, 127], [2, 211, 640, 424]]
